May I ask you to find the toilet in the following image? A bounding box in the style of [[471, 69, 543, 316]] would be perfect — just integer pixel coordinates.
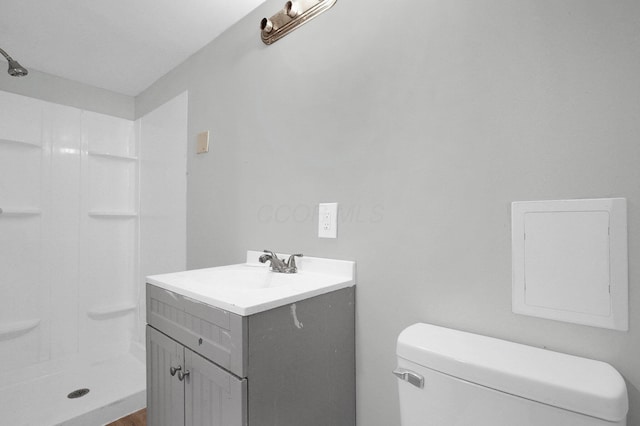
[[395, 323, 628, 426]]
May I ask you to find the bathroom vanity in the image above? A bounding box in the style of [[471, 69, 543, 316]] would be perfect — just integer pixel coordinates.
[[145, 251, 356, 426]]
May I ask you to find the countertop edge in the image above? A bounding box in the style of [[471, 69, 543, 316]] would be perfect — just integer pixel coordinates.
[[146, 275, 356, 316]]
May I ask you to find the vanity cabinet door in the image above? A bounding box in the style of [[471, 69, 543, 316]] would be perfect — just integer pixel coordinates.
[[147, 325, 186, 426], [147, 284, 247, 377], [184, 348, 247, 426]]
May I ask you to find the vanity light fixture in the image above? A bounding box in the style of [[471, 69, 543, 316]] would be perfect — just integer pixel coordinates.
[[260, 0, 337, 45]]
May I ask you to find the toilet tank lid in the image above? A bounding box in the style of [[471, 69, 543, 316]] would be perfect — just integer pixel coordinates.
[[397, 323, 628, 422]]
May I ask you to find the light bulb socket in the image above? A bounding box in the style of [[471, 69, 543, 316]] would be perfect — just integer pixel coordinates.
[[285, 1, 299, 18], [260, 17, 274, 33]]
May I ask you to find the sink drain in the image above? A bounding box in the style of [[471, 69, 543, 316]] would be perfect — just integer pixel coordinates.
[[67, 388, 90, 399]]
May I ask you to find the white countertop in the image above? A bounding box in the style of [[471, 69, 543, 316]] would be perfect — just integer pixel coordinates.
[[146, 251, 356, 316]]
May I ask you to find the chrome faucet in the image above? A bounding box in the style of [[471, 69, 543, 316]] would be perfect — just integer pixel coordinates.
[[259, 250, 303, 273]]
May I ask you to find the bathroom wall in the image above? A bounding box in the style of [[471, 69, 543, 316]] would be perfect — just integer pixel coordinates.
[[136, 0, 640, 424], [0, 68, 134, 119], [137, 91, 188, 345]]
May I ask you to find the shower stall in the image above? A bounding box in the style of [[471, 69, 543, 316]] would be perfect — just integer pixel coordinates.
[[0, 90, 187, 425]]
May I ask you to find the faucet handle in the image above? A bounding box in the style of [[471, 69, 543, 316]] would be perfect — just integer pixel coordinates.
[[286, 254, 303, 269], [263, 249, 279, 259]]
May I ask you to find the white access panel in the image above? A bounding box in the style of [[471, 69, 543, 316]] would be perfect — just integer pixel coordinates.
[[512, 198, 628, 331]]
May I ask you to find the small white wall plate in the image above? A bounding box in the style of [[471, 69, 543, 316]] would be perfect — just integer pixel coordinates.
[[318, 202, 338, 239], [512, 198, 628, 331], [196, 131, 209, 154]]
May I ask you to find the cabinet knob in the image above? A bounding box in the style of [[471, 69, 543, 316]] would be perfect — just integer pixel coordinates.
[[178, 370, 190, 381], [170, 365, 182, 376]]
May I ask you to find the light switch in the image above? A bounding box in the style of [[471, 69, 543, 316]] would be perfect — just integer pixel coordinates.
[[196, 131, 209, 154]]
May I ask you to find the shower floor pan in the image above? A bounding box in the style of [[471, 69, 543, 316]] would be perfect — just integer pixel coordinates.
[[0, 353, 145, 426]]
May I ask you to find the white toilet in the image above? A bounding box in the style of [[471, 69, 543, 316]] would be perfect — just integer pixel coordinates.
[[395, 323, 628, 426]]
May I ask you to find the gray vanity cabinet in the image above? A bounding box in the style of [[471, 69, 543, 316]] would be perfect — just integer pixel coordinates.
[[146, 326, 184, 426], [184, 347, 246, 426], [146, 325, 247, 426], [146, 283, 355, 426]]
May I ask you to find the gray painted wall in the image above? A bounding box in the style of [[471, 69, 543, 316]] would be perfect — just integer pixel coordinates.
[[136, 0, 640, 424], [0, 69, 133, 119]]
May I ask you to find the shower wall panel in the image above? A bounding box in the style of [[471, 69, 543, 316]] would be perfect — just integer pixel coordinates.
[[44, 104, 83, 362], [0, 91, 138, 379], [0, 93, 46, 373], [80, 111, 138, 361]]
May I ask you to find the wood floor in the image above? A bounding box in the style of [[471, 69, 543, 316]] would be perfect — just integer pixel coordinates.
[[106, 408, 146, 426]]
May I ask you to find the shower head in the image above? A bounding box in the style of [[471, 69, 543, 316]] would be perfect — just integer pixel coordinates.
[[7, 58, 28, 77], [0, 47, 28, 77]]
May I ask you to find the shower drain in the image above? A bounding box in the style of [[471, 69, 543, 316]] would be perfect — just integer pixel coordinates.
[[67, 388, 90, 399]]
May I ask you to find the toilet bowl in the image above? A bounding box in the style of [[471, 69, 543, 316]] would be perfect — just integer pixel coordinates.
[[395, 323, 628, 426]]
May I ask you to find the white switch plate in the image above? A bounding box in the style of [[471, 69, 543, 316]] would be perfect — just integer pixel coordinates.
[[196, 131, 209, 154], [318, 203, 338, 238]]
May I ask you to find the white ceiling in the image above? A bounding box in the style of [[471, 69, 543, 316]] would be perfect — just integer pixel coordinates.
[[0, 0, 266, 96]]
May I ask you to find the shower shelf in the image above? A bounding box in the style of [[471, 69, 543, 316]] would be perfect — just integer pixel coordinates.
[[0, 208, 42, 217], [0, 138, 41, 149], [87, 303, 137, 320], [88, 151, 137, 161], [0, 319, 41, 341], [88, 211, 138, 218]]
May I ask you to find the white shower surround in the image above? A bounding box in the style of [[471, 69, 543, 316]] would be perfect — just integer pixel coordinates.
[[0, 90, 187, 424]]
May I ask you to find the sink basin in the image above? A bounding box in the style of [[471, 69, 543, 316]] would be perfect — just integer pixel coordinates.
[[146, 251, 355, 316], [177, 264, 296, 291]]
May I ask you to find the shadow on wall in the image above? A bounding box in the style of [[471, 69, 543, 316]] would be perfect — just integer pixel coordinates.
[[626, 382, 638, 425]]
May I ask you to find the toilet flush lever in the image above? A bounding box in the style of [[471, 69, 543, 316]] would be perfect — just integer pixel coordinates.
[[393, 368, 424, 389]]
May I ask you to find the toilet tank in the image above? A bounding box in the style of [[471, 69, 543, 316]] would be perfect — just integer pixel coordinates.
[[395, 323, 628, 426]]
